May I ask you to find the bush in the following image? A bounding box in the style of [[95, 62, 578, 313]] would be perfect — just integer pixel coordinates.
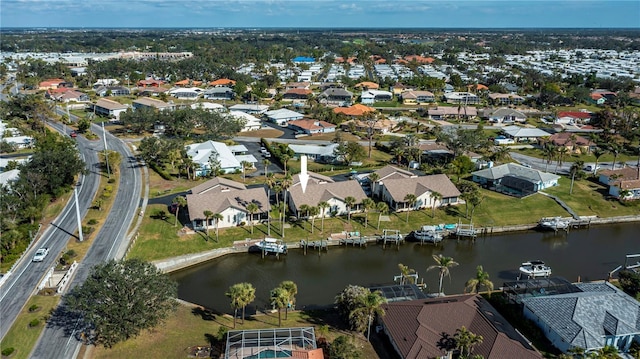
[[66, 249, 77, 257], [1, 347, 15, 356], [149, 162, 172, 180], [28, 304, 39, 312], [29, 318, 40, 327], [107, 178, 116, 184], [87, 219, 98, 225]]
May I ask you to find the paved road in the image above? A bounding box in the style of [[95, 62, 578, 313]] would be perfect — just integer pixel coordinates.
[[510, 152, 638, 175], [28, 112, 143, 359], [0, 123, 101, 341]]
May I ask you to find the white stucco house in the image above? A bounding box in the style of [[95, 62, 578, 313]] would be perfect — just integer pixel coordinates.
[[185, 140, 243, 176], [265, 108, 304, 126]]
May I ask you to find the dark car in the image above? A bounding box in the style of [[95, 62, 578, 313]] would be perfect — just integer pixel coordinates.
[[70, 130, 77, 138]]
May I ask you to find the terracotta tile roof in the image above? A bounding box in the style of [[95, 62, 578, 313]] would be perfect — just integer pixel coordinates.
[[39, 78, 65, 87], [382, 174, 461, 202], [189, 177, 246, 195], [291, 349, 323, 359], [288, 119, 336, 131], [620, 179, 640, 190], [549, 132, 594, 147], [186, 187, 270, 221], [468, 84, 489, 91], [209, 78, 236, 86], [137, 79, 164, 87], [600, 167, 640, 181], [333, 104, 376, 117], [404, 55, 435, 64], [285, 88, 312, 96], [381, 295, 542, 359], [354, 81, 380, 90], [557, 111, 592, 119]]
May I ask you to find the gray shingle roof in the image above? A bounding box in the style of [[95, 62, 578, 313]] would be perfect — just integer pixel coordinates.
[[288, 179, 367, 209], [188, 177, 246, 195], [382, 174, 461, 202], [472, 163, 560, 184], [523, 281, 640, 351], [186, 187, 270, 220]]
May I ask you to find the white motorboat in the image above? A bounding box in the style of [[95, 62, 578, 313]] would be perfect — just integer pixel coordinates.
[[256, 238, 287, 254], [538, 217, 570, 230], [412, 225, 443, 243], [518, 260, 552, 279]]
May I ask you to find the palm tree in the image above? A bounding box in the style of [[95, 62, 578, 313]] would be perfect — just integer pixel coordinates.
[[376, 201, 388, 230], [172, 196, 187, 227], [403, 193, 417, 223], [262, 159, 271, 179], [308, 206, 319, 233], [542, 143, 557, 172], [592, 345, 619, 359], [569, 160, 585, 195], [609, 143, 621, 171], [213, 213, 223, 242], [592, 147, 606, 175], [350, 290, 386, 341], [280, 174, 293, 218], [265, 172, 276, 202], [246, 202, 259, 234], [368, 172, 380, 198], [281, 154, 291, 177], [465, 265, 494, 294], [270, 286, 289, 327], [279, 281, 298, 320], [430, 191, 442, 218], [318, 201, 329, 233], [203, 210, 213, 238], [427, 254, 459, 295], [225, 282, 256, 328], [398, 263, 416, 285], [454, 326, 483, 358], [278, 202, 287, 238], [344, 196, 356, 223], [361, 198, 375, 228], [241, 160, 252, 182], [555, 147, 569, 174]]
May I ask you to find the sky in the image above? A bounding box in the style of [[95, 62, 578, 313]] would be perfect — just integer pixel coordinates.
[[1, 0, 639, 29]]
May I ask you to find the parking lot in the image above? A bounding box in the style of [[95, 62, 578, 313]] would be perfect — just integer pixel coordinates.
[[237, 140, 282, 178]]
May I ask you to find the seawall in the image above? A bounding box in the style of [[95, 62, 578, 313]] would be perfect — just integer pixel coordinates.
[[153, 215, 640, 274]]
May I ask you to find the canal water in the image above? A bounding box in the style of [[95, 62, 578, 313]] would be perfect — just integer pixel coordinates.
[[171, 223, 639, 314]]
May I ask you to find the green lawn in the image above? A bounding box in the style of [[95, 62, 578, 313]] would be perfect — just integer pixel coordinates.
[[90, 303, 377, 359], [470, 190, 568, 227], [0, 295, 60, 359], [543, 177, 640, 217]]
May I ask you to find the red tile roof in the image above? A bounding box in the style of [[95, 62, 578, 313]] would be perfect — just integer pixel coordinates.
[[209, 78, 236, 86], [404, 55, 435, 64], [285, 88, 312, 96], [333, 104, 376, 116], [287, 119, 335, 131], [354, 81, 380, 90], [557, 111, 592, 119]]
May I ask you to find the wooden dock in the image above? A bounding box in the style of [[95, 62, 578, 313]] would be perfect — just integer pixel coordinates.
[[455, 222, 478, 239], [379, 229, 404, 248], [300, 239, 328, 255]]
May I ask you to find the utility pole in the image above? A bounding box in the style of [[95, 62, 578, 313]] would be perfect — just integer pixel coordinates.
[[102, 122, 110, 178], [74, 187, 84, 242]]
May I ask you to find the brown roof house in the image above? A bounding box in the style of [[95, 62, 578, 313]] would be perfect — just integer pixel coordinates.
[[287, 172, 367, 218], [186, 178, 270, 230], [548, 132, 596, 154], [598, 167, 640, 201], [379, 174, 460, 212], [380, 294, 543, 359], [287, 119, 336, 135], [367, 165, 416, 198]]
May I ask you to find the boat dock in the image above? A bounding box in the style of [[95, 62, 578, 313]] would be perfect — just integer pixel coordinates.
[[300, 239, 328, 255], [379, 229, 404, 248], [330, 231, 368, 247], [455, 222, 478, 239]]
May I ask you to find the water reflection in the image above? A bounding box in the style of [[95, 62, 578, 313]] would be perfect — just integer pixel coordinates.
[[172, 223, 639, 314]]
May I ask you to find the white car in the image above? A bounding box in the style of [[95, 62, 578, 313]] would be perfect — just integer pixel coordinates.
[[32, 247, 49, 262]]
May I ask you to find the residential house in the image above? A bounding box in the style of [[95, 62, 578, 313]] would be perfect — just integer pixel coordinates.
[[598, 167, 640, 200], [381, 294, 543, 359], [0, 169, 21, 188], [354, 81, 379, 90], [1, 136, 33, 149], [488, 93, 525, 105], [190, 102, 225, 112], [502, 125, 551, 143], [185, 140, 243, 176], [472, 163, 560, 197], [227, 111, 262, 132], [548, 132, 596, 154], [379, 174, 460, 212], [137, 79, 164, 87], [333, 104, 375, 117], [360, 90, 393, 104], [485, 108, 527, 123], [209, 78, 236, 87], [403, 55, 435, 64], [175, 79, 203, 87], [427, 106, 477, 121], [523, 281, 640, 354], [282, 88, 312, 101], [265, 108, 304, 126], [588, 90, 617, 105], [90, 99, 129, 121], [94, 86, 131, 97], [46, 88, 89, 102], [287, 119, 336, 135], [629, 86, 640, 105], [318, 88, 353, 106], [168, 87, 202, 100], [390, 83, 414, 96], [443, 92, 480, 104], [367, 165, 417, 198], [443, 84, 455, 93], [228, 104, 269, 115], [340, 117, 396, 134], [227, 144, 258, 168], [401, 90, 435, 105], [288, 143, 339, 163], [203, 86, 235, 100], [287, 172, 367, 217], [186, 178, 269, 230], [93, 79, 119, 87], [38, 78, 68, 90], [137, 87, 168, 97], [285, 82, 311, 90], [556, 111, 592, 125], [132, 97, 174, 111]]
